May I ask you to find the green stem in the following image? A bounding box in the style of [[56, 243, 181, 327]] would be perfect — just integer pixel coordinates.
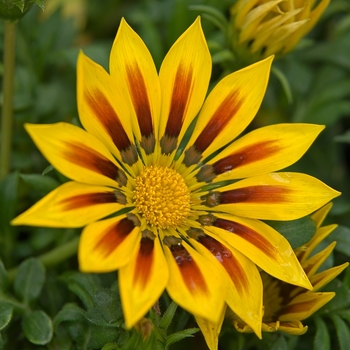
[[8, 236, 80, 281], [0, 20, 16, 180]]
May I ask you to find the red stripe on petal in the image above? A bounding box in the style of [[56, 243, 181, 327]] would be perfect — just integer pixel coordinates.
[[133, 238, 154, 289], [60, 192, 116, 210], [63, 141, 120, 180], [164, 64, 193, 138], [126, 64, 154, 138], [94, 217, 135, 258], [194, 90, 243, 153], [85, 89, 131, 151], [170, 244, 208, 295], [281, 300, 317, 315], [214, 219, 277, 258], [220, 186, 289, 204], [198, 235, 248, 294], [213, 141, 280, 175]]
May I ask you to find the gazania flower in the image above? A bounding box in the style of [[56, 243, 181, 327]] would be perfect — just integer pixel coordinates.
[[230, 203, 349, 335], [12, 17, 339, 347], [230, 0, 330, 62]]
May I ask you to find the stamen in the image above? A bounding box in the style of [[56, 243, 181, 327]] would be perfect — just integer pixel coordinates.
[[133, 165, 190, 229]]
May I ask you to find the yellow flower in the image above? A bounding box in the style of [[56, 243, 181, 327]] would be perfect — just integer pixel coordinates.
[[230, 0, 330, 61], [12, 17, 339, 348], [230, 203, 349, 335]]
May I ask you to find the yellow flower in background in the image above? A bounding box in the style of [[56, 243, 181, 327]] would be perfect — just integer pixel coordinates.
[[230, 0, 330, 62], [230, 203, 349, 335], [12, 17, 339, 349]]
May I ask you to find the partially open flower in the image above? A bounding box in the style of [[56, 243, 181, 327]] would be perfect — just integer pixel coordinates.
[[229, 203, 349, 335], [230, 0, 330, 62]]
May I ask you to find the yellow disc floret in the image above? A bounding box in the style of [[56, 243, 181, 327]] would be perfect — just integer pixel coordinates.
[[133, 165, 190, 229]]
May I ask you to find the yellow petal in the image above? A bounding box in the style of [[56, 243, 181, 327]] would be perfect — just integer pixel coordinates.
[[77, 52, 138, 165], [302, 242, 336, 278], [184, 56, 273, 166], [158, 17, 211, 155], [78, 215, 140, 272], [299, 224, 337, 263], [195, 309, 225, 350], [311, 263, 349, 291], [278, 320, 308, 335], [196, 172, 340, 220], [109, 18, 160, 154], [205, 214, 312, 290], [279, 292, 335, 321], [11, 182, 125, 228], [25, 123, 126, 188], [193, 234, 263, 337], [311, 202, 333, 228], [196, 123, 324, 182], [163, 240, 226, 323], [119, 236, 169, 328]]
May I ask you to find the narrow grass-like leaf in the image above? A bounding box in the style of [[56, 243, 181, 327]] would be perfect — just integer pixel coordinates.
[[314, 317, 330, 350], [330, 314, 350, 350], [165, 328, 199, 349], [159, 302, 178, 331]]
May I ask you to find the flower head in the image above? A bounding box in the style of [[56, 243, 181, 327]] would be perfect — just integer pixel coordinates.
[[230, 0, 330, 62], [12, 17, 339, 347], [230, 203, 349, 335]]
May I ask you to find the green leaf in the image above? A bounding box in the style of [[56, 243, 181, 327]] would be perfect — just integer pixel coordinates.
[[85, 288, 123, 326], [265, 216, 317, 249], [271, 66, 293, 104], [53, 303, 86, 329], [0, 302, 13, 331], [330, 314, 350, 350], [329, 225, 350, 256], [314, 317, 330, 350], [165, 328, 199, 349], [88, 325, 122, 349], [20, 173, 59, 194], [60, 272, 102, 309], [22, 310, 53, 345], [270, 335, 288, 350], [189, 5, 228, 33], [159, 302, 178, 331], [12, 0, 25, 11], [14, 258, 46, 304], [0, 260, 9, 292]]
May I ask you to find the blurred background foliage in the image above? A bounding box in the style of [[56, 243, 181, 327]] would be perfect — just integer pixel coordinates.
[[0, 0, 350, 349]]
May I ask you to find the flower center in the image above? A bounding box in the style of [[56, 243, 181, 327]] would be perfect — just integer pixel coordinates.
[[133, 165, 190, 229]]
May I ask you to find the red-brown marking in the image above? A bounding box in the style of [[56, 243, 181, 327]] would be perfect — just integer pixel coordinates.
[[63, 141, 119, 180], [85, 89, 131, 151], [60, 192, 116, 210], [281, 299, 318, 315], [198, 235, 248, 294], [164, 64, 193, 138], [214, 218, 277, 258], [133, 238, 154, 289], [213, 140, 280, 175], [126, 64, 153, 138], [194, 90, 243, 153], [220, 185, 289, 204], [94, 217, 135, 258], [170, 244, 208, 295]]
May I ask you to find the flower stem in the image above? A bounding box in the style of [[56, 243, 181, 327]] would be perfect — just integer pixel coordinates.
[[0, 20, 16, 180], [8, 236, 80, 281]]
